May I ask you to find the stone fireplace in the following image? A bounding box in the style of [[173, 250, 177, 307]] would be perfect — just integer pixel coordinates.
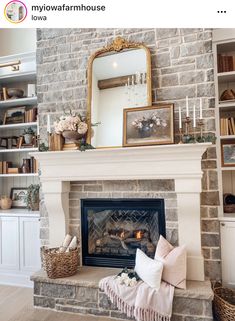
[[81, 198, 166, 268], [32, 142, 211, 281]]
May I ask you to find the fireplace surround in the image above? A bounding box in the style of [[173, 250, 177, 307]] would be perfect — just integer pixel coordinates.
[[81, 198, 166, 268], [32, 143, 211, 281]]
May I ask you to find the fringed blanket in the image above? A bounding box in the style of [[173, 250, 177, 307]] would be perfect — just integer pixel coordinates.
[[99, 276, 174, 321]]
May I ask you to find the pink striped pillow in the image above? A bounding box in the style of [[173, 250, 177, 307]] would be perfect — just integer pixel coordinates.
[[155, 236, 187, 289]]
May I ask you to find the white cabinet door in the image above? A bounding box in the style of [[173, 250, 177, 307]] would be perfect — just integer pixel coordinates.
[[19, 217, 41, 272], [221, 221, 235, 288], [0, 217, 19, 271]]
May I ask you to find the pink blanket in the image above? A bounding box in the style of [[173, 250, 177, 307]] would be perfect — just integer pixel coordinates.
[[99, 276, 174, 321]]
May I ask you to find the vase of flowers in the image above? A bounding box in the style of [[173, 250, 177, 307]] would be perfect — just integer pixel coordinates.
[[54, 111, 88, 143], [132, 113, 167, 139]]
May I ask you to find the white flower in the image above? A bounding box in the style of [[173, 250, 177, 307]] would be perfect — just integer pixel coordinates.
[[161, 120, 167, 127], [129, 278, 137, 287]]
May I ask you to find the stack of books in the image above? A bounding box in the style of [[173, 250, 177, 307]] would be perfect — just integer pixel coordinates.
[[220, 117, 235, 135], [0, 157, 38, 174], [218, 54, 235, 73], [25, 107, 38, 123]]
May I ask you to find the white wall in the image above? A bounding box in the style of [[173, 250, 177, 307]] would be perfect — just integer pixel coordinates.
[[0, 29, 36, 56]]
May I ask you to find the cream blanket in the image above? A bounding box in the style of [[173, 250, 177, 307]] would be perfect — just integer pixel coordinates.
[[99, 276, 174, 321]]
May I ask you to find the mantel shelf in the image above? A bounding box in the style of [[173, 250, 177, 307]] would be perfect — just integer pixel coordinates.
[[0, 147, 38, 153], [31, 143, 211, 182]]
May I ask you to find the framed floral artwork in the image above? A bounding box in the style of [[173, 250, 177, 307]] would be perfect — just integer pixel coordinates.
[[123, 104, 174, 147], [221, 139, 235, 167]]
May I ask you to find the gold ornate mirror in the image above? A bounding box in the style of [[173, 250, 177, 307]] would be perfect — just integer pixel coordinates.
[[87, 37, 152, 148]]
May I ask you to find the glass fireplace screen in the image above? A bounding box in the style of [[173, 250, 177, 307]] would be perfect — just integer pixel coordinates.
[[81, 199, 166, 268]]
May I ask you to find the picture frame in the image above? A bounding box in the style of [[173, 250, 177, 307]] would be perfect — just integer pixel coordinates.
[[10, 187, 28, 208], [123, 104, 174, 147], [221, 139, 235, 167], [3, 106, 25, 125]]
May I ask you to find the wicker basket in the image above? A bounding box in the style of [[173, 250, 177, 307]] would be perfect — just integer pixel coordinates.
[[41, 247, 79, 279], [213, 286, 235, 321]]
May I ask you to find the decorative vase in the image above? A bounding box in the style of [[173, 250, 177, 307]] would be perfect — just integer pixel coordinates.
[[62, 130, 84, 143], [22, 159, 30, 173], [138, 123, 152, 138], [24, 133, 33, 144], [1, 196, 12, 210]]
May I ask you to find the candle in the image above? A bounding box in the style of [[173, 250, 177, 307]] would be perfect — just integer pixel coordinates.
[[179, 107, 182, 129], [193, 105, 196, 128], [199, 98, 203, 119], [47, 115, 51, 133], [186, 96, 189, 117]]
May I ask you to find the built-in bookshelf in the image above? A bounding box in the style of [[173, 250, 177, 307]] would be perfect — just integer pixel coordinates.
[[0, 52, 39, 199], [213, 30, 235, 217]]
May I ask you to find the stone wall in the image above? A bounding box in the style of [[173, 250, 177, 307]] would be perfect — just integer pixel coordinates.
[[37, 28, 221, 280]]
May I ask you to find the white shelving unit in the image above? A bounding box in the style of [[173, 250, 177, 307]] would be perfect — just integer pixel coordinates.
[[0, 51, 39, 197], [213, 29, 235, 288]]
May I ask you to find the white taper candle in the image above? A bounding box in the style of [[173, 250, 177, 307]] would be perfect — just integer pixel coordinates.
[[186, 96, 189, 117], [47, 114, 51, 133], [193, 105, 196, 127], [179, 107, 182, 129], [199, 98, 203, 119]]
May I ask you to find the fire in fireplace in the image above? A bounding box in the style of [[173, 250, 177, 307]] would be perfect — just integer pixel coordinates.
[[81, 199, 166, 268]]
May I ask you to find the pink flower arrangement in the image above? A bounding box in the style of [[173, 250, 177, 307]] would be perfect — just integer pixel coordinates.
[[54, 112, 88, 136]]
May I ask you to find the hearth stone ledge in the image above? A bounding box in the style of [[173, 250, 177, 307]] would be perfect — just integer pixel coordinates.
[[31, 267, 213, 321]]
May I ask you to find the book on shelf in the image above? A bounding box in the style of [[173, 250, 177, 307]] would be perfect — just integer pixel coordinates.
[[220, 117, 235, 135], [7, 168, 20, 174], [1, 161, 12, 174], [24, 107, 38, 123], [218, 54, 235, 73]]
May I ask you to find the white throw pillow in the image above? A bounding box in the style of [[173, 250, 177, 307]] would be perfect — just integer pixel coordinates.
[[134, 248, 163, 290]]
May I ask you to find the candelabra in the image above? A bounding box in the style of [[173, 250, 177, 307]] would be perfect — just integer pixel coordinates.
[[178, 128, 183, 144], [198, 118, 204, 139]]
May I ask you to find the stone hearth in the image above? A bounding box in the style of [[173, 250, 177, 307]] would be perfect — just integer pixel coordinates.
[[31, 267, 213, 321]]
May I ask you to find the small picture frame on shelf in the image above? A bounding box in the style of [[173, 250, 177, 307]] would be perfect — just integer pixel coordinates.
[[221, 139, 235, 167], [3, 106, 25, 125], [123, 104, 174, 147], [10, 187, 28, 208]]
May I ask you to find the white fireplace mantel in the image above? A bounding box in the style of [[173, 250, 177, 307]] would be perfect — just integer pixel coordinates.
[[32, 143, 211, 281]]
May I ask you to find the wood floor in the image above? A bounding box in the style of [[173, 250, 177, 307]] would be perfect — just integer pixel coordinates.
[[0, 285, 120, 321]]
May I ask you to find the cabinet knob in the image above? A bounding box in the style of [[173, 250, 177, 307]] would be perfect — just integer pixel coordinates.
[[221, 223, 225, 227]]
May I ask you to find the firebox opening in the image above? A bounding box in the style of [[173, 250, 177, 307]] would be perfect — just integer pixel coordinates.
[[81, 199, 166, 268]]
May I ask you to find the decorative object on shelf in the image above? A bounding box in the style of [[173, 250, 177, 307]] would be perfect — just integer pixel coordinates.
[[7, 88, 24, 99], [21, 158, 30, 173], [23, 127, 35, 144], [221, 139, 235, 167], [49, 133, 65, 151], [3, 106, 25, 125], [25, 107, 38, 123], [54, 111, 88, 150], [220, 89, 235, 102], [26, 184, 40, 211], [0, 196, 12, 210], [0, 136, 18, 149], [223, 193, 235, 213], [10, 187, 28, 208], [39, 142, 49, 152], [2, 87, 8, 101], [27, 84, 36, 97], [123, 104, 174, 147], [178, 97, 207, 144]]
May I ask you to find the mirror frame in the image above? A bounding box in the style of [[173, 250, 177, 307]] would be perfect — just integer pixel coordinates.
[[86, 36, 152, 145]]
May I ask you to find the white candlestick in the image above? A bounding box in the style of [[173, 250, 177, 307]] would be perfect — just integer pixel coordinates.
[[47, 115, 51, 133], [179, 107, 182, 129], [199, 98, 203, 119], [193, 105, 196, 128], [186, 96, 189, 117]]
